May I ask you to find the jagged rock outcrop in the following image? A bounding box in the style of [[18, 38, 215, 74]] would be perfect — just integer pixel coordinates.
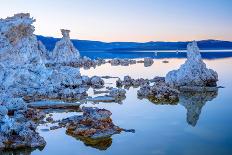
[[0, 13, 52, 96], [51, 29, 80, 64], [165, 41, 218, 88]]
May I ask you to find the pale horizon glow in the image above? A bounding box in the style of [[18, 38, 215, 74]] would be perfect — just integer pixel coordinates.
[[1, 0, 232, 42]]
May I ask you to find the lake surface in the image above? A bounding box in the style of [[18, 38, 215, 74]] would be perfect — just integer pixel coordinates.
[[10, 51, 232, 155]]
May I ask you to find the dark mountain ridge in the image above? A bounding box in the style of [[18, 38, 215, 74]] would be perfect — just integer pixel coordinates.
[[37, 35, 232, 51]]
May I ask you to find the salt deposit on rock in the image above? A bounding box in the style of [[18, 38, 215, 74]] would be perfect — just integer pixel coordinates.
[[165, 41, 218, 87], [51, 29, 80, 64]]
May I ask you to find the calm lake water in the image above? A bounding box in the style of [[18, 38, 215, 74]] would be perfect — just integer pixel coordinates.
[[10, 51, 232, 155]]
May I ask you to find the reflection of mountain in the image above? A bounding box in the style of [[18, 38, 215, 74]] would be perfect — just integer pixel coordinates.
[[67, 133, 112, 151], [179, 90, 218, 126]]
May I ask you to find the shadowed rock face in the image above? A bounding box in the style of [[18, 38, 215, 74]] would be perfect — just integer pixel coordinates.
[[165, 41, 218, 87], [179, 90, 218, 126]]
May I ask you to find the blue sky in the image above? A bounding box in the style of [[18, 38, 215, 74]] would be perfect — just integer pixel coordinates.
[[1, 0, 231, 42]]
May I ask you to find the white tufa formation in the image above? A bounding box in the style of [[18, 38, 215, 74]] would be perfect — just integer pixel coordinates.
[[51, 29, 80, 64], [165, 41, 218, 87]]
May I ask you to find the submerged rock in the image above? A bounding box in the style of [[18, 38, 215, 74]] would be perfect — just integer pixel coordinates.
[[165, 41, 218, 87]]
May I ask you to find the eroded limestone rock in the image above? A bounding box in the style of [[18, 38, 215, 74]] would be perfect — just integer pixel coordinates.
[[165, 41, 218, 87], [51, 29, 80, 64]]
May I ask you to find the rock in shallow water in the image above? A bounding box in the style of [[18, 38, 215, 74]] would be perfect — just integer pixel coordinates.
[[60, 107, 123, 139], [137, 83, 179, 104], [165, 41, 218, 87]]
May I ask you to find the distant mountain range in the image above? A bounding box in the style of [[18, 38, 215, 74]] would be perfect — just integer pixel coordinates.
[[37, 35, 232, 51]]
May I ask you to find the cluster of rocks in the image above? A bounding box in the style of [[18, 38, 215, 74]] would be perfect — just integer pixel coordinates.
[[137, 83, 180, 104], [116, 76, 150, 88], [0, 13, 134, 151], [109, 58, 136, 66], [47, 56, 107, 69], [0, 98, 46, 150]]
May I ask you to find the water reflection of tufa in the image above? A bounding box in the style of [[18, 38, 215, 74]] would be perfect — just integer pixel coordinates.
[[0, 146, 44, 155], [179, 90, 218, 126], [67, 135, 112, 151]]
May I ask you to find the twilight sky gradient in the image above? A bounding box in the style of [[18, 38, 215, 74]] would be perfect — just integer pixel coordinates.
[[1, 0, 232, 42]]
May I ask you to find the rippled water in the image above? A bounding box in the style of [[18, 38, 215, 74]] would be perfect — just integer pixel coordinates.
[[8, 51, 232, 155]]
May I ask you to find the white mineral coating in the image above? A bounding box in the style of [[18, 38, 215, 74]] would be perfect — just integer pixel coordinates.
[[0, 13, 52, 94], [51, 29, 80, 64], [0, 13, 88, 150], [165, 41, 218, 87], [0, 97, 27, 111], [49, 66, 82, 88], [0, 13, 47, 67], [0, 106, 8, 120]]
